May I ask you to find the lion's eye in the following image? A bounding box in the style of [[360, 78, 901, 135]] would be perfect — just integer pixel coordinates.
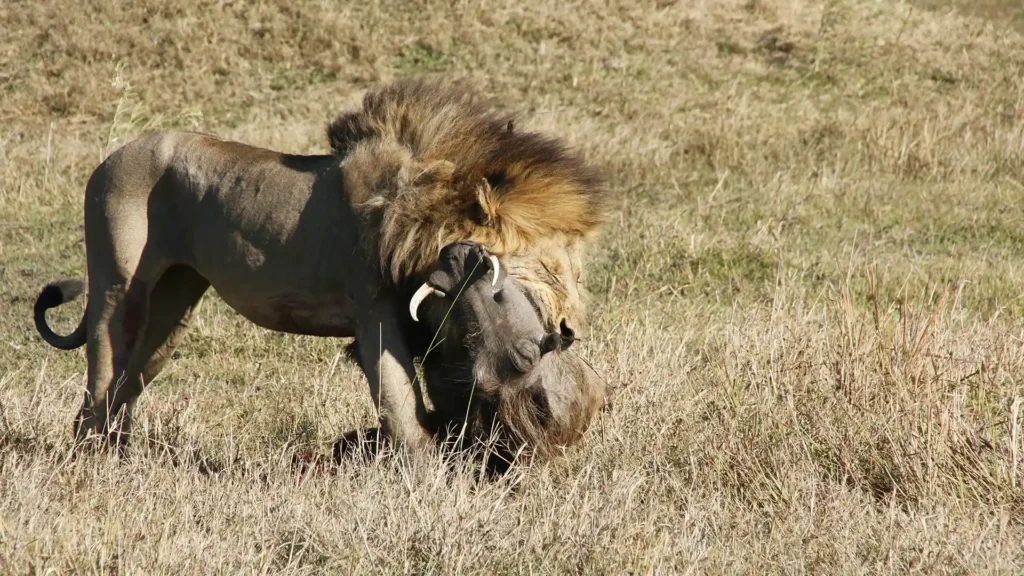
[[468, 203, 483, 223], [522, 288, 544, 321], [485, 172, 507, 189]]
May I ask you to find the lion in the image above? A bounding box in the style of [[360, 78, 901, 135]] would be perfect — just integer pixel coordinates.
[[34, 76, 609, 463]]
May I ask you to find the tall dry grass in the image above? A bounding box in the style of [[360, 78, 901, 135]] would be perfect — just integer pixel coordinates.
[[2, 0, 1024, 573]]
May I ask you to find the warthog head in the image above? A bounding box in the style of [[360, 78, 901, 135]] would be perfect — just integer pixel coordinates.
[[410, 241, 606, 471]]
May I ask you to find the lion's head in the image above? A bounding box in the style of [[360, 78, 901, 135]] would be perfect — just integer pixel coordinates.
[[328, 76, 609, 336], [328, 76, 609, 466]]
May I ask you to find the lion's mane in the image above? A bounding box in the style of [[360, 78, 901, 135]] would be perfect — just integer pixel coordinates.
[[326, 76, 609, 331]]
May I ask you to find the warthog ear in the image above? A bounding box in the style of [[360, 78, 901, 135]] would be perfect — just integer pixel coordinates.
[[540, 320, 576, 357], [404, 159, 456, 187], [559, 319, 576, 349], [540, 333, 562, 356]]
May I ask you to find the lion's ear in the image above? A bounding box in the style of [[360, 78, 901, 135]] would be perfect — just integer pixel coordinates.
[[402, 160, 456, 187]]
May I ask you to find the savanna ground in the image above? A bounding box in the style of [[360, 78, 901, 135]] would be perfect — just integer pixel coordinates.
[[2, 0, 1024, 573]]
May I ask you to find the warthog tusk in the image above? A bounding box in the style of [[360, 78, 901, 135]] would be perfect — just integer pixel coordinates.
[[488, 255, 500, 287], [409, 283, 445, 322]]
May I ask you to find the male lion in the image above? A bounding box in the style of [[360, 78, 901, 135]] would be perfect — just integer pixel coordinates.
[[34, 76, 609, 462]]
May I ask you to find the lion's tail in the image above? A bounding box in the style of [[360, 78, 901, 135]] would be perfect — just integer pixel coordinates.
[[34, 279, 87, 350]]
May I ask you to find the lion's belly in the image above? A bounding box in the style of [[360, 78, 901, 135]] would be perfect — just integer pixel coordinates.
[[219, 290, 357, 338]]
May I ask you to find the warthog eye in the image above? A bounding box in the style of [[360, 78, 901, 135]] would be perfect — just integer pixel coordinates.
[[507, 339, 540, 374]]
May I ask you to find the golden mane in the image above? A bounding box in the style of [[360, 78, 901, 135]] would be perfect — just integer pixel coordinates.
[[326, 76, 609, 329]]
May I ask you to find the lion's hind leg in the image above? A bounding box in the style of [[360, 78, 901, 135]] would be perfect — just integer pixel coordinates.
[[132, 265, 209, 385], [76, 275, 150, 449], [76, 264, 209, 451], [113, 265, 209, 447]]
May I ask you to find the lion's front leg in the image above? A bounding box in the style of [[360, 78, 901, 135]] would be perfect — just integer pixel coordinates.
[[350, 295, 433, 455]]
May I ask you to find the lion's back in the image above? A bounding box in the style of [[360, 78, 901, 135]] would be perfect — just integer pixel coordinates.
[[85, 132, 207, 205]]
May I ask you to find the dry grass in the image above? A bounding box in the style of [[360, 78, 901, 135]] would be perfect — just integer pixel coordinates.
[[913, 0, 1024, 33], [3, 0, 1024, 573]]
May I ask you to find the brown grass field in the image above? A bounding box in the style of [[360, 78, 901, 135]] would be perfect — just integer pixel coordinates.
[[2, 0, 1024, 573]]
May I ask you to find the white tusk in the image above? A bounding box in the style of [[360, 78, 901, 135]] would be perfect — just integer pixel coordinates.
[[488, 255, 500, 287], [409, 283, 439, 322]]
